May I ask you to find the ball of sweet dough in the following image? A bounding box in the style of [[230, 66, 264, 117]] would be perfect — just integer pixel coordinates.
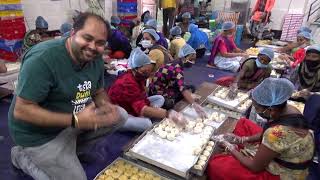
[[204, 126, 213, 132], [199, 155, 207, 161], [188, 120, 196, 127], [201, 134, 211, 141], [159, 130, 167, 139], [104, 176, 114, 180], [167, 133, 176, 141], [159, 123, 166, 129], [119, 175, 129, 180], [194, 164, 203, 170], [203, 118, 210, 124], [203, 150, 211, 157], [130, 175, 139, 180], [193, 147, 202, 155], [196, 122, 204, 128], [153, 177, 161, 180], [197, 160, 206, 167], [208, 141, 215, 147], [194, 126, 202, 134], [205, 146, 213, 152], [111, 172, 121, 178], [206, 104, 213, 108], [154, 127, 162, 134], [138, 171, 146, 177], [165, 126, 172, 132], [171, 128, 180, 135]]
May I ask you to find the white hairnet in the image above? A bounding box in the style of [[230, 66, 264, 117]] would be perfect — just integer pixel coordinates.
[[60, 23, 72, 34], [252, 78, 295, 107], [170, 26, 182, 36], [259, 48, 274, 60], [307, 44, 320, 53], [178, 44, 196, 58], [297, 26, 312, 34], [182, 12, 191, 19], [142, 29, 160, 41], [222, 21, 235, 31], [128, 48, 155, 69], [145, 19, 157, 29]]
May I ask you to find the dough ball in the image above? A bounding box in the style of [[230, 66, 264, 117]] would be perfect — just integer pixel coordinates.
[[130, 175, 139, 180], [197, 160, 206, 167], [196, 122, 204, 128], [199, 155, 207, 161], [203, 150, 211, 157], [166, 133, 176, 141], [153, 177, 161, 180], [194, 126, 202, 134], [219, 114, 226, 120], [204, 126, 213, 132], [159, 130, 167, 139], [118, 175, 129, 180], [158, 123, 166, 129], [193, 147, 202, 155], [194, 164, 203, 170], [208, 141, 215, 146], [165, 126, 172, 132], [206, 104, 213, 108], [201, 134, 211, 141], [205, 146, 213, 152], [154, 127, 162, 134], [203, 118, 210, 124], [138, 171, 145, 177], [171, 128, 180, 135]]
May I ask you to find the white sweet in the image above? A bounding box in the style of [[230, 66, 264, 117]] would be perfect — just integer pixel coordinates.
[[199, 155, 207, 161], [203, 118, 210, 124], [206, 104, 213, 108], [193, 147, 202, 155], [204, 126, 213, 132], [194, 126, 202, 134], [158, 123, 166, 129], [166, 133, 176, 141], [208, 141, 215, 146], [219, 114, 226, 120], [197, 160, 206, 167], [194, 164, 202, 170], [203, 150, 211, 156], [196, 122, 204, 128], [159, 131, 167, 139], [188, 121, 196, 127], [171, 128, 180, 134], [154, 127, 162, 134], [205, 146, 213, 152], [165, 126, 172, 132], [201, 134, 211, 140]]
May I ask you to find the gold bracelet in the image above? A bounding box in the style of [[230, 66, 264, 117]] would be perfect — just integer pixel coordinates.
[[73, 112, 79, 128]]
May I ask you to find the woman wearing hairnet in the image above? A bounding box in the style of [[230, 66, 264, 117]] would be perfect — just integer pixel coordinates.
[[149, 44, 206, 118], [187, 24, 210, 58], [135, 19, 168, 50], [23, 16, 50, 50], [169, 26, 186, 59], [178, 12, 191, 37], [208, 21, 248, 72], [141, 29, 173, 71], [131, 11, 151, 47], [291, 45, 320, 100], [106, 16, 132, 59], [208, 78, 314, 180], [108, 48, 169, 132], [278, 31, 312, 69]]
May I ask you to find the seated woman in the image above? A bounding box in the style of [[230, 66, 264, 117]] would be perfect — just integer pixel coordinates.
[[136, 19, 168, 49], [149, 44, 206, 117], [131, 11, 151, 47], [279, 31, 312, 69], [23, 16, 50, 50], [178, 12, 191, 37], [291, 45, 320, 100], [208, 21, 248, 72], [108, 48, 167, 132], [278, 27, 312, 55], [187, 24, 210, 58], [169, 26, 186, 59], [234, 48, 273, 90], [208, 78, 314, 180], [141, 29, 173, 70], [107, 16, 132, 59]]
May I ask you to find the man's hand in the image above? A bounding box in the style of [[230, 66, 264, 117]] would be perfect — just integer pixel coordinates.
[[76, 103, 120, 130], [168, 110, 188, 128]]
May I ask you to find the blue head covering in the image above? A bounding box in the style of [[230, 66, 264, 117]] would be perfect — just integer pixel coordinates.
[[170, 26, 182, 36], [145, 19, 157, 30], [297, 31, 312, 40], [222, 21, 235, 31], [182, 12, 191, 19], [128, 48, 155, 68], [297, 26, 312, 34], [111, 16, 121, 25], [252, 78, 295, 107], [60, 23, 72, 34], [142, 29, 160, 41], [35, 16, 48, 29], [187, 24, 210, 50], [178, 44, 196, 58], [259, 48, 274, 60]]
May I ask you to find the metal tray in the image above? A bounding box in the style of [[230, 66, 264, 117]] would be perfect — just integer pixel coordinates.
[[94, 157, 169, 180], [190, 141, 216, 176], [126, 119, 215, 178], [203, 102, 242, 119]]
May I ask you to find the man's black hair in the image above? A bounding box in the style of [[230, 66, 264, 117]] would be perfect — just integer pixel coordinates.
[[73, 12, 111, 36]]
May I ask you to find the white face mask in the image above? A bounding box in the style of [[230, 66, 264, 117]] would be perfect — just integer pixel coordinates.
[[140, 40, 153, 48]]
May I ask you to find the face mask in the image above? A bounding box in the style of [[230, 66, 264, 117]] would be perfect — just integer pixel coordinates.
[[255, 58, 268, 68], [140, 40, 153, 48]]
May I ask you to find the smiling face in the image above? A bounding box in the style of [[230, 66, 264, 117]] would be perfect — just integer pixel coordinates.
[[70, 17, 107, 63]]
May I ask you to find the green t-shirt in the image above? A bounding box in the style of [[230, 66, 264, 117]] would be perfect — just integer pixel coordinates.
[[8, 37, 104, 147]]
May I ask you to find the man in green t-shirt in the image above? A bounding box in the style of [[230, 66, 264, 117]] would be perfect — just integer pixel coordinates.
[[8, 13, 127, 180]]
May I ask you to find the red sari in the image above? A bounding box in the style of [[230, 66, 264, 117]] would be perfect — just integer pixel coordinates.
[[207, 118, 280, 180]]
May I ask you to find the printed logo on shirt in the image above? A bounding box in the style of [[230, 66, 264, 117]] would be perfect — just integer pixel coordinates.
[[71, 81, 92, 113]]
